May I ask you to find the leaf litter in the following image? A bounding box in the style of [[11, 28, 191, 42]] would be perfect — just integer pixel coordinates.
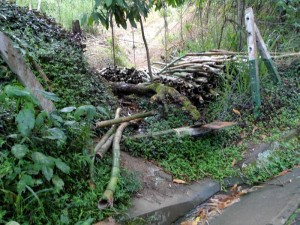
[[180, 185, 261, 225]]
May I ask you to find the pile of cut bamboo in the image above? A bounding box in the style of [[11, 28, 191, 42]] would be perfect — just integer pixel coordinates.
[[156, 50, 242, 104], [98, 66, 149, 84], [99, 50, 243, 104]]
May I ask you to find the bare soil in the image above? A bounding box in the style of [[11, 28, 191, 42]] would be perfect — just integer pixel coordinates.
[[84, 9, 185, 71]]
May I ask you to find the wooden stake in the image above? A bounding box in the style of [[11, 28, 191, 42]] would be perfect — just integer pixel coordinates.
[[254, 23, 281, 84], [245, 8, 261, 117]]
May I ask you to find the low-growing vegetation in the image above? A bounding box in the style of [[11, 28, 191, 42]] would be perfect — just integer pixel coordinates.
[[1, 0, 299, 224]]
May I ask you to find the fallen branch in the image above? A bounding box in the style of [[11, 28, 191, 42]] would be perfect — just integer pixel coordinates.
[[96, 111, 156, 128], [130, 121, 236, 139], [98, 122, 130, 209], [111, 82, 201, 120]]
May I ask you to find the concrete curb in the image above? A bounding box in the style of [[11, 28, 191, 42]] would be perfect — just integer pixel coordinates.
[[123, 128, 299, 225], [126, 179, 220, 225]]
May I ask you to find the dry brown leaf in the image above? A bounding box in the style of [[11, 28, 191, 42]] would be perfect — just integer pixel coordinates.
[[88, 180, 96, 190], [231, 159, 237, 167], [94, 217, 119, 225], [173, 179, 187, 184], [180, 221, 198, 225], [237, 140, 244, 146], [240, 131, 246, 138], [233, 108, 241, 116], [230, 184, 238, 191], [260, 134, 267, 140]]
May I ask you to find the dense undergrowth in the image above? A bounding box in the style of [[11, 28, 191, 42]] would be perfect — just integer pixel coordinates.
[[0, 0, 114, 109], [125, 59, 300, 184], [0, 1, 139, 224], [1, 0, 299, 224]]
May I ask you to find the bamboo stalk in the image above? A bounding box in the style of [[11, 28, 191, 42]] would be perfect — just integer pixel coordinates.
[[94, 108, 121, 153], [96, 134, 115, 159], [98, 122, 130, 209], [90, 108, 121, 183], [96, 111, 156, 128]]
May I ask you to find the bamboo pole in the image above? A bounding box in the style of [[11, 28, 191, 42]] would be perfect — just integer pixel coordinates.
[[96, 134, 114, 159], [98, 122, 130, 209], [94, 108, 121, 153], [96, 111, 156, 128]]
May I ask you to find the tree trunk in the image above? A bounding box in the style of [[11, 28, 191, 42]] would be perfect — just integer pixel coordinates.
[[163, 1, 168, 62], [132, 27, 136, 67], [205, 0, 211, 26], [72, 20, 81, 34], [218, 1, 227, 49], [110, 13, 116, 67], [237, 0, 245, 51], [139, 16, 153, 81], [37, 0, 42, 12], [111, 82, 200, 120], [29, 0, 32, 10], [180, 5, 184, 43], [57, 0, 61, 23]]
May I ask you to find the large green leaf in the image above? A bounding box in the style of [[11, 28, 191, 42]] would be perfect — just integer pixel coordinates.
[[11, 144, 28, 159], [60, 106, 76, 113], [4, 85, 39, 105], [52, 175, 64, 190], [6, 222, 20, 225], [55, 159, 70, 174], [17, 174, 34, 193], [44, 128, 66, 146], [31, 152, 54, 167], [105, 0, 113, 7], [36, 90, 60, 102], [16, 108, 35, 136], [74, 105, 96, 121], [42, 166, 53, 181], [35, 111, 48, 128]]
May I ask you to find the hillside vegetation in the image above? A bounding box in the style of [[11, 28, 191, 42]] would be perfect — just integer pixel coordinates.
[[0, 0, 299, 224]]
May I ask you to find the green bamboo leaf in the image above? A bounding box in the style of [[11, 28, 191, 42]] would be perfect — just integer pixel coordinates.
[[11, 144, 28, 159], [52, 175, 64, 190], [55, 159, 70, 174], [36, 90, 60, 102], [16, 108, 35, 136]]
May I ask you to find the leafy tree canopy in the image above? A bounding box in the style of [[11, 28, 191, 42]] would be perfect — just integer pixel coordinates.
[[90, 0, 185, 29]]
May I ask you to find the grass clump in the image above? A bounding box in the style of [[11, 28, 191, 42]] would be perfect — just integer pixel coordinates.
[[242, 139, 300, 185]]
